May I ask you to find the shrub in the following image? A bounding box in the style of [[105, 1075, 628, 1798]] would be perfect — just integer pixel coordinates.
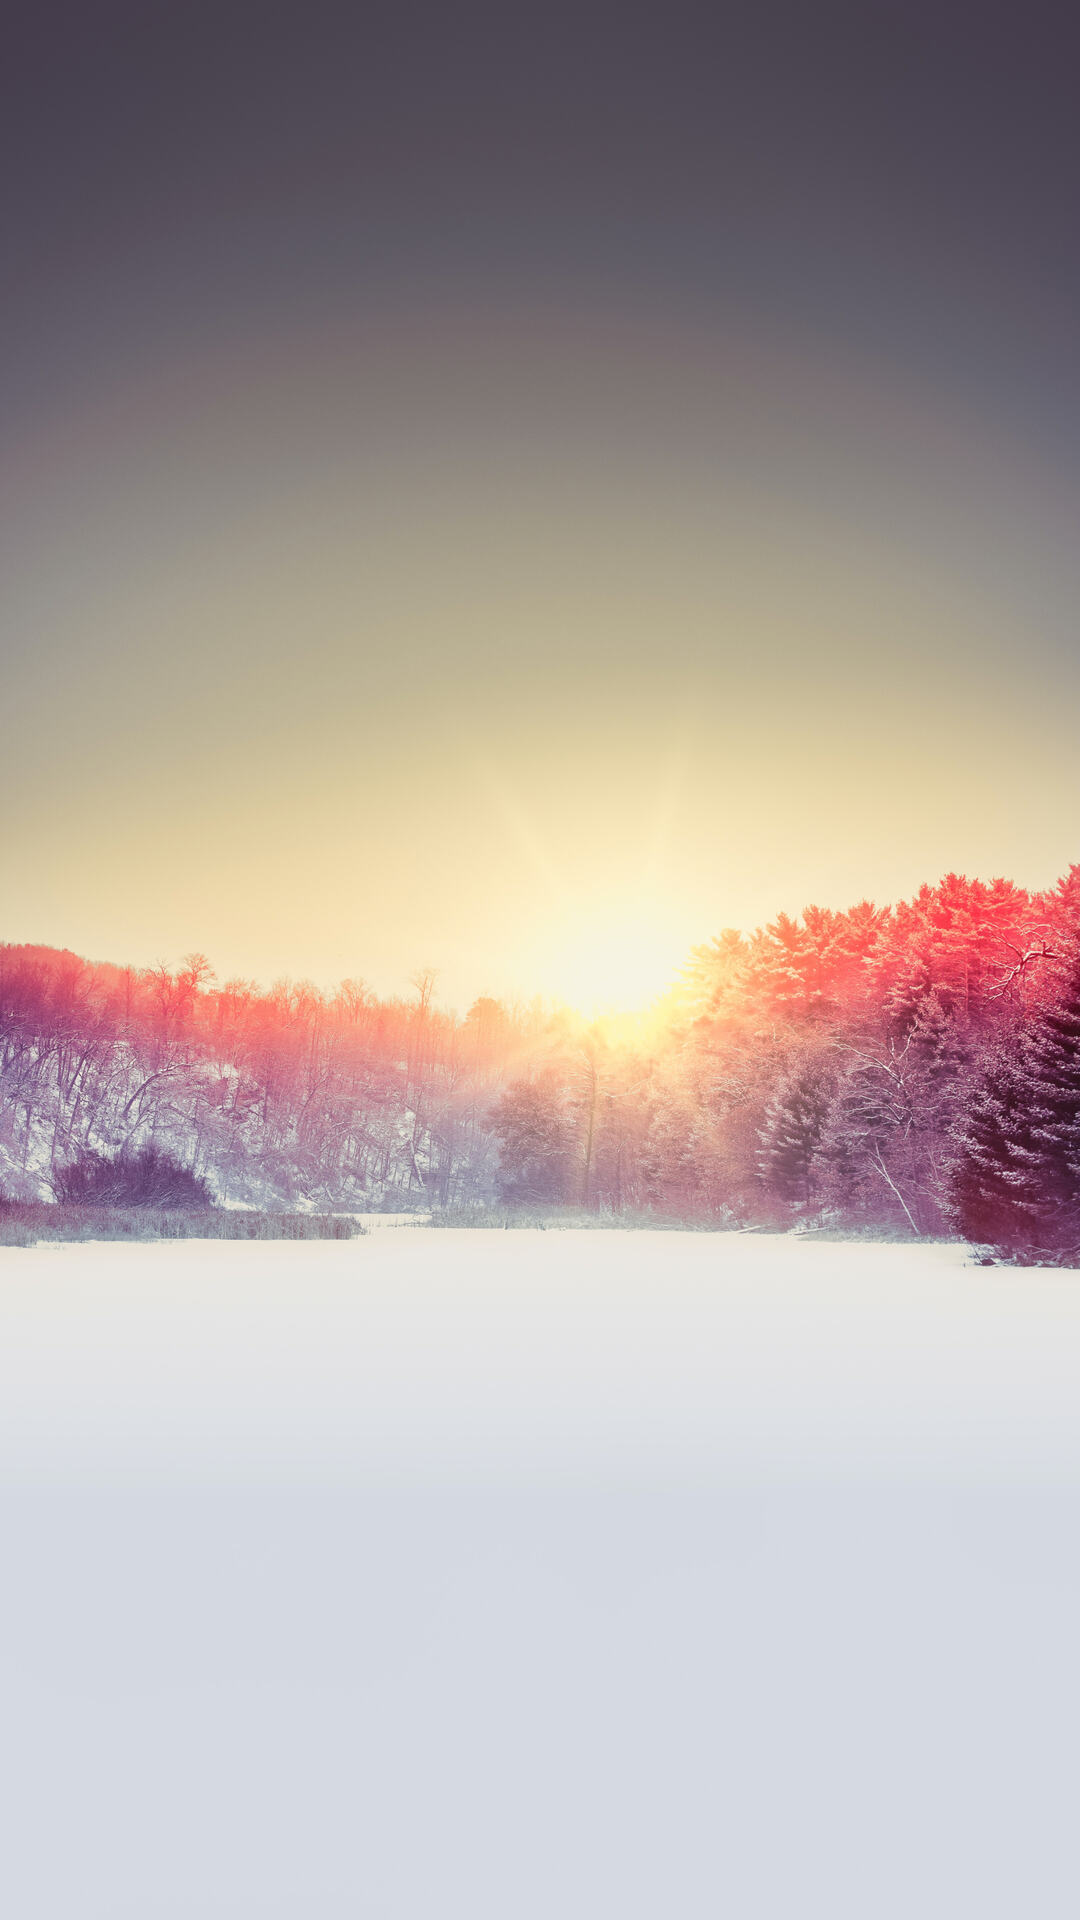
[[52, 1145, 213, 1210], [0, 1202, 364, 1246]]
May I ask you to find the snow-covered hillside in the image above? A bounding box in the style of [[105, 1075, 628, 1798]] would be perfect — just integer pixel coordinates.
[[2, 1230, 1079, 1917]]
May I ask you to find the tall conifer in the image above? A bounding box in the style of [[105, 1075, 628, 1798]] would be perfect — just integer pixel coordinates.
[[757, 1068, 831, 1210], [951, 955, 1080, 1259]]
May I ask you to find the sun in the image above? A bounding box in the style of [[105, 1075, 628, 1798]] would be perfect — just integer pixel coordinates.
[[528, 898, 685, 1014]]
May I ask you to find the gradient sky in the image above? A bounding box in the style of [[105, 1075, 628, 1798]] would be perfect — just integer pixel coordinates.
[[2, 2, 1078, 1010]]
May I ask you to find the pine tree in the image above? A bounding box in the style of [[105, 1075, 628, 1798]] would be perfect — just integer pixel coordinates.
[[951, 956, 1080, 1260], [491, 1071, 573, 1205], [757, 1068, 832, 1211]]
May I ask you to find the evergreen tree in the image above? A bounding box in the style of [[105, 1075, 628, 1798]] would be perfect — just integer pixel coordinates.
[[951, 956, 1080, 1260], [491, 1071, 573, 1205], [757, 1067, 831, 1211]]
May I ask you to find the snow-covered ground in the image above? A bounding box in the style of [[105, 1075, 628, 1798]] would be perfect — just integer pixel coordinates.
[[2, 1230, 1079, 1917]]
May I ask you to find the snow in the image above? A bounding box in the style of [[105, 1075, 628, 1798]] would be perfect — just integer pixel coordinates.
[[1, 1230, 1079, 1917]]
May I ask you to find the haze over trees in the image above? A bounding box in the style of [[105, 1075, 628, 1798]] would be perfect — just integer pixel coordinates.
[[2, 866, 1080, 1259]]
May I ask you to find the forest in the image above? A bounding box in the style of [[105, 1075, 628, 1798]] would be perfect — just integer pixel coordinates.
[[3, 865, 1080, 1260]]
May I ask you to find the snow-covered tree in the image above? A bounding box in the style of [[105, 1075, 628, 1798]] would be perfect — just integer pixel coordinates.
[[950, 953, 1080, 1261], [757, 1066, 832, 1211]]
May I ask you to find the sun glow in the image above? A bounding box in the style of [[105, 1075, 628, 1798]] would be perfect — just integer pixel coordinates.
[[525, 899, 687, 1015]]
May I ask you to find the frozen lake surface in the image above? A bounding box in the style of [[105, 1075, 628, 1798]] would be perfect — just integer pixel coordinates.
[[2, 1228, 1079, 1917]]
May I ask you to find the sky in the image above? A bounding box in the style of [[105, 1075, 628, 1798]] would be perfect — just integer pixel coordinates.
[[2, 1, 1078, 1012]]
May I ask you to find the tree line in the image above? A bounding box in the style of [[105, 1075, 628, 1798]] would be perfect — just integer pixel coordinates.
[[3, 865, 1080, 1259]]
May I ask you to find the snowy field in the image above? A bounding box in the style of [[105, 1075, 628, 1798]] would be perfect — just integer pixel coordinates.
[[2, 1228, 1079, 1918]]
